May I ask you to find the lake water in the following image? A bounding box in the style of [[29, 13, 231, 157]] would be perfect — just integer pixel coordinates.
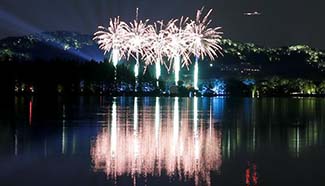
[[0, 96, 325, 186]]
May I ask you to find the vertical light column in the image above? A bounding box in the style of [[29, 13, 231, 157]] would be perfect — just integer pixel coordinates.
[[62, 120, 67, 154], [111, 99, 117, 157], [29, 99, 33, 126], [174, 55, 180, 86], [61, 104, 67, 154], [193, 97, 199, 161], [194, 56, 199, 90], [156, 60, 161, 88], [155, 97, 161, 161], [155, 97, 160, 144], [132, 97, 139, 179], [112, 49, 119, 87], [193, 97, 200, 186], [112, 49, 119, 67], [172, 97, 180, 172], [14, 129, 18, 156], [134, 52, 140, 92]]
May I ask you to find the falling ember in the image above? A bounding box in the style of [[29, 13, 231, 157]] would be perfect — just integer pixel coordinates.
[[90, 98, 222, 186]]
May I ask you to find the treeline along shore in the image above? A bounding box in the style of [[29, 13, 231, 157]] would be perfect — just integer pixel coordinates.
[[1, 60, 325, 98]]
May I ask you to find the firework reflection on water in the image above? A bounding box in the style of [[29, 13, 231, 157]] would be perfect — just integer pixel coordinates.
[[91, 97, 222, 186]]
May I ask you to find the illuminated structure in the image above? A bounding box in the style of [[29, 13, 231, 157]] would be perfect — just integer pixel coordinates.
[[93, 8, 223, 90]]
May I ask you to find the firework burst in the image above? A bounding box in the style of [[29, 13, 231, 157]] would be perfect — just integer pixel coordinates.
[[93, 17, 129, 66], [124, 19, 152, 61], [93, 8, 223, 87], [163, 17, 193, 69], [187, 8, 223, 61], [143, 21, 166, 66]]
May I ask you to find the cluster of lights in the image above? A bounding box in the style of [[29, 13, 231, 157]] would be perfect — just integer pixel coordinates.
[[94, 8, 223, 88]]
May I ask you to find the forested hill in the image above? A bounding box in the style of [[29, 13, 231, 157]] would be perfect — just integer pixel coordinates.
[[1, 31, 325, 78]]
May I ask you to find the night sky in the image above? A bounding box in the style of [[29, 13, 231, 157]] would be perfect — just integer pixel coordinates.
[[0, 0, 324, 49]]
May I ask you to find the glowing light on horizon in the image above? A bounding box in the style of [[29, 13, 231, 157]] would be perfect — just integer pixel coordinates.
[[91, 98, 222, 186]]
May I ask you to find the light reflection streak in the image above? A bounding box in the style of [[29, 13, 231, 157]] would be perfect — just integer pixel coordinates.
[[14, 129, 18, 156], [61, 104, 67, 154], [155, 97, 160, 149], [29, 99, 33, 126], [91, 97, 222, 186], [61, 120, 67, 154]]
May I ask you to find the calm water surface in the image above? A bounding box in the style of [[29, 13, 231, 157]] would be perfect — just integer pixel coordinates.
[[0, 96, 325, 186]]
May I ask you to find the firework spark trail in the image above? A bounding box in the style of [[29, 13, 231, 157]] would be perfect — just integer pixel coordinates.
[[93, 17, 129, 66], [93, 8, 223, 87], [186, 8, 223, 89], [163, 17, 193, 69], [186, 8, 223, 61]]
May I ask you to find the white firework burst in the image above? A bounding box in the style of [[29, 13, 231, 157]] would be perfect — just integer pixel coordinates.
[[93, 17, 129, 65], [124, 19, 152, 61], [93, 8, 223, 87], [187, 8, 223, 61], [163, 17, 193, 69]]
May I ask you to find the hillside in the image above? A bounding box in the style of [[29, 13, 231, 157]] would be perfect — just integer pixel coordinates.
[[1, 31, 325, 79]]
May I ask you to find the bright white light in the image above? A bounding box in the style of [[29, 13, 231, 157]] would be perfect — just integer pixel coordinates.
[[134, 62, 139, 78], [156, 59, 161, 80], [172, 97, 180, 165], [194, 57, 199, 90], [174, 55, 180, 85], [90, 97, 223, 185], [134, 97, 138, 131], [187, 8, 223, 61], [155, 97, 160, 146], [111, 99, 117, 157], [112, 48, 119, 67], [94, 8, 223, 87], [193, 97, 199, 161], [93, 17, 129, 62]]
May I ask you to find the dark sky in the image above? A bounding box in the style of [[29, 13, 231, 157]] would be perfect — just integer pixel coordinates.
[[0, 0, 324, 49]]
